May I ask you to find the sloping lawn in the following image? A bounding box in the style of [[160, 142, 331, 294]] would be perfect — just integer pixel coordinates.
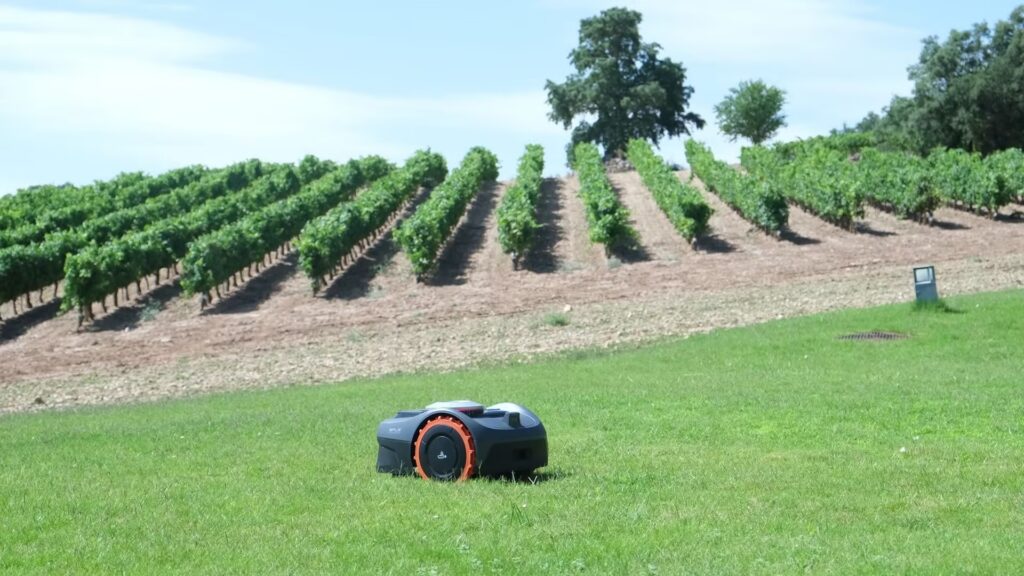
[[2, 290, 1022, 574]]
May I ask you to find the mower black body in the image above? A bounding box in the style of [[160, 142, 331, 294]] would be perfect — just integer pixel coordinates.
[[376, 401, 547, 479]]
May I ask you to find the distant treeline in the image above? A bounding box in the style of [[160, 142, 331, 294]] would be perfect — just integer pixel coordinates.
[[839, 6, 1024, 156]]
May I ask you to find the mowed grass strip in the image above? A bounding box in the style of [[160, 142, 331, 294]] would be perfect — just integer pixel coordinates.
[[2, 291, 1023, 574]]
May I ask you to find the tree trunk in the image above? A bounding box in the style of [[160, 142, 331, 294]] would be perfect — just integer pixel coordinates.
[[25, 293, 32, 309], [101, 298, 108, 313], [113, 290, 119, 307], [12, 299, 18, 315], [215, 285, 221, 299]]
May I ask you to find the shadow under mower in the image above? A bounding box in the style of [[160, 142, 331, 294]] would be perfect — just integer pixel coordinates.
[[376, 400, 547, 481]]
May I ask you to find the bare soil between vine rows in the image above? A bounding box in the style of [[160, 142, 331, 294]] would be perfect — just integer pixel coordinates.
[[2, 172, 1023, 415]]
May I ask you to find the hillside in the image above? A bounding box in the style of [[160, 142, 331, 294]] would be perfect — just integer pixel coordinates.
[[2, 171, 1023, 413]]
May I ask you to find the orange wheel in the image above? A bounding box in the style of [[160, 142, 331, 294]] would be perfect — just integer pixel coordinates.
[[413, 415, 476, 481]]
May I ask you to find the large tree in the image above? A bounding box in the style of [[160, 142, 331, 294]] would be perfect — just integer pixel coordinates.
[[714, 80, 787, 145], [545, 7, 704, 162]]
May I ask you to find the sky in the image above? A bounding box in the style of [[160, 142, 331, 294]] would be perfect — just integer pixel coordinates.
[[1, 0, 1021, 193]]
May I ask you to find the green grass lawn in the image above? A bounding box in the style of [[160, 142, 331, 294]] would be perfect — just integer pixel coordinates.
[[2, 291, 1023, 575]]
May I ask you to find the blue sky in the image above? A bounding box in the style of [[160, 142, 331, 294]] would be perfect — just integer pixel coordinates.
[[1, 0, 1021, 193]]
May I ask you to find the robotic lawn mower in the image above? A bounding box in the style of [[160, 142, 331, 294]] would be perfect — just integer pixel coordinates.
[[376, 400, 547, 481]]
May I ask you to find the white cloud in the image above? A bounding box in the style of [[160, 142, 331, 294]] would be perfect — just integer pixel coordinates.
[[0, 5, 232, 65], [71, 0, 195, 13], [0, 5, 562, 189], [0, 1, 928, 190], [550, 0, 919, 68], [624, 0, 916, 66]]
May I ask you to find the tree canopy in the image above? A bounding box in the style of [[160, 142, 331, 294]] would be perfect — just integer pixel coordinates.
[[545, 7, 704, 162], [714, 80, 787, 145], [849, 5, 1024, 154]]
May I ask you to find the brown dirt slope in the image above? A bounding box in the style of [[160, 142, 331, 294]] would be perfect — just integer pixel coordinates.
[[2, 173, 1023, 414]]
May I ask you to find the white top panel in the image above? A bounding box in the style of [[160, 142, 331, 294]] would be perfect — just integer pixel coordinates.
[[425, 400, 484, 412]]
